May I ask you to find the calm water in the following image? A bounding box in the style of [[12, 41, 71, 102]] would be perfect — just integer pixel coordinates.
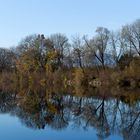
[[0, 90, 139, 140]]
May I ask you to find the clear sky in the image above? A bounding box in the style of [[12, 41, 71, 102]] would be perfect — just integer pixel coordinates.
[[0, 0, 139, 48]]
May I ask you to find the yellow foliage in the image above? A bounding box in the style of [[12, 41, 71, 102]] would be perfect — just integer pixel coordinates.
[[47, 51, 58, 61]]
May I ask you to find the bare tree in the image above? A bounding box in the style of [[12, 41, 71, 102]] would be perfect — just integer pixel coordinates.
[[110, 31, 125, 65], [121, 19, 140, 56], [72, 35, 85, 69], [84, 27, 110, 69], [95, 27, 110, 69]]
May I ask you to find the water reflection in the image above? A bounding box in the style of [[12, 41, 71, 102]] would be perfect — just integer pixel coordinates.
[[0, 88, 140, 140]]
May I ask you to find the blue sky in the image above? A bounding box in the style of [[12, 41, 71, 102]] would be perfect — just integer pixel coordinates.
[[0, 0, 139, 48]]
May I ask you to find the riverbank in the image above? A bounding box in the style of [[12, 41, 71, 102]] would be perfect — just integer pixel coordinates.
[[0, 66, 140, 93]]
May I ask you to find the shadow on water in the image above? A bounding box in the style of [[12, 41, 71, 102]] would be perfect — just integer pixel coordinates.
[[0, 86, 140, 140]]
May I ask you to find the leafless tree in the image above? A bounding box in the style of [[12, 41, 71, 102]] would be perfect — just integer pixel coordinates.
[[121, 19, 140, 56]]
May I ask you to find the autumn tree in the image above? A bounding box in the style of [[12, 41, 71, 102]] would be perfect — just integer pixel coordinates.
[[16, 34, 55, 72], [49, 33, 69, 68]]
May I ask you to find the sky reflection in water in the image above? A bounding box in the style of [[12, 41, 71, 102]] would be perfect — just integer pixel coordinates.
[[0, 90, 139, 140]]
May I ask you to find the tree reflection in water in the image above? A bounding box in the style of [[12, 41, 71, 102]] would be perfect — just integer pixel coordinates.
[[0, 88, 140, 140]]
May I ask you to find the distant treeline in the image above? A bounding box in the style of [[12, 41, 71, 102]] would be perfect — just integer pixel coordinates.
[[0, 19, 140, 89]]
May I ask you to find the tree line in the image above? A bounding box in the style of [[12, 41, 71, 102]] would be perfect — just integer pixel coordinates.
[[0, 19, 140, 88]]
